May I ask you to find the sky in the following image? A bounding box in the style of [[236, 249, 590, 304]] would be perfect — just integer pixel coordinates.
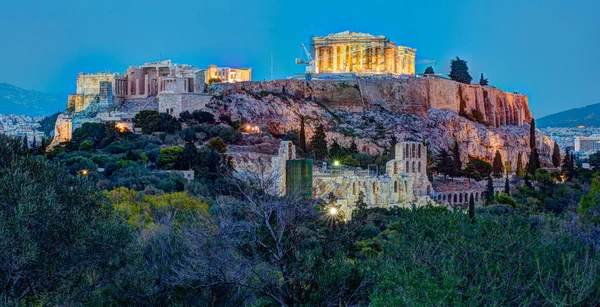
[[0, 0, 598, 118]]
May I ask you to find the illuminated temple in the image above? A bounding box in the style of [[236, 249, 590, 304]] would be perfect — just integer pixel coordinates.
[[313, 31, 416, 75]]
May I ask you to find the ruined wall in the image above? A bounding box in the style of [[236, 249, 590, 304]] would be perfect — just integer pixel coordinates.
[[76, 72, 120, 95]]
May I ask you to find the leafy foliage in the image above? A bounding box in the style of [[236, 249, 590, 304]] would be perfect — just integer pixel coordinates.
[[449, 57, 472, 84]]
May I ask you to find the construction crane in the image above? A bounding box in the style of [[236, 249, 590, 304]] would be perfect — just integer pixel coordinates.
[[295, 43, 315, 74], [415, 57, 436, 74]]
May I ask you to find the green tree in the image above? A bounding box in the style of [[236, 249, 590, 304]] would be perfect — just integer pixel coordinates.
[[464, 159, 492, 181], [158, 146, 184, 169], [528, 119, 541, 174], [562, 148, 576, 181], [424, 66, 434, 75], [486, 175, 495, 203], [0, 139, 131, 303], [468, 193, 475, 222], [479, 73, 489, 86], [310, 124, 328, 160], [451, 139, 462, 176], [504, 176, 510, 195], [352, 191, 368, 220], [516, 152, 524, 177], [206, 136, 227, 154], [133, 110, 161, 134], [589, 151, 600, 169], [449, 57, 472, 84], [552, 142, 561, 167], [328, 140, 344, 158], [79, 140, 94, 152], [492, 150, 504, 175], [578, 174, 600, 224], [299, 115, 307, 153], [435, 149, 455, 179]]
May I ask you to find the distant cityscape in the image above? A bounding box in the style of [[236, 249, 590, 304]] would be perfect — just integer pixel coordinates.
[[0, 114, 47, 144]]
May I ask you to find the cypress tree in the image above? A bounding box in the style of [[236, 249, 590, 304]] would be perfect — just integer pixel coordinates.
[[349, 139, 358, 154], [435, 149, 455, 179], [449, 57, 472, 84], [486, 176, 494, 204], [529, 118, 537, 150], [390, 135, 398, 159], [552, 142, 561, 167], [504, 176, 510, 195], [451, 139, 462, 177], [492, 150, 504, 175], [299, 115, 307, 152], [479, 73, 489, 86], [310, 124, 328, 160], [516, 152, 524, 177], [468, 193, 475, 222]]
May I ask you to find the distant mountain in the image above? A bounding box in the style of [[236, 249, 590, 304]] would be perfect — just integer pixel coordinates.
[[0, 83, 65, 116], [537, 103, 600, 128]]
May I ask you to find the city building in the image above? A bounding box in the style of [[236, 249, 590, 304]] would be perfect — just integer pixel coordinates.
[[575, 135, 600, 152], [312, 31, 416, 75], [205, 64, 252, 83]]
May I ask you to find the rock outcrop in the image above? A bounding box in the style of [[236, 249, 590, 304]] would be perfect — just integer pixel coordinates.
[[209, 77, 550, 168]]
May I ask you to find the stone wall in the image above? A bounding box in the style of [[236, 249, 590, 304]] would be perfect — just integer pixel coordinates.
[[158, 93, 211, 117]]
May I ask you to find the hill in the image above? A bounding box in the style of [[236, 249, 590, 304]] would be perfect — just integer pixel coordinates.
[[537, 103, 600, 128], [0, 83, 65, 116]]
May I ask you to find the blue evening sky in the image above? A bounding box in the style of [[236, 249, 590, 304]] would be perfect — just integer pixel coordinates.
[[0, 0, 597, 117]]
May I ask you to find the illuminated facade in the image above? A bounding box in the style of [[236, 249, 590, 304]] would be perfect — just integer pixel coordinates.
[[206, 64, 252, 83], [312, 31, 416, 75]]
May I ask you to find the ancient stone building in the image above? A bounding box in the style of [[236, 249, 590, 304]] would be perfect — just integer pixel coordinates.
[[313, 31, 416, 75], [67, 72, 126, 113], [312, 142, 433, 218], [205, 64, 252, 83], [125, 60, 205, 98]]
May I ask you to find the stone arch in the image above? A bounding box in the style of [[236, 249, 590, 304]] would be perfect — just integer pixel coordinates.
[[418, 161, 422, 173], [406, 161, 410, 173], [459, 193, 463, 203], [412, 161, 416, 173], [453, 194, 457, 203], [470, 192, 474, 202], [412, 144, 416, 158], [418, 144, 422, 158], [443, 194, 446, 201], [405, 144, 409, 158]]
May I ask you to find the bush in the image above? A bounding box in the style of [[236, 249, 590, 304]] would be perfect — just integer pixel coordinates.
[[208, 125, 242, 143], [206, 137, 227, 154]]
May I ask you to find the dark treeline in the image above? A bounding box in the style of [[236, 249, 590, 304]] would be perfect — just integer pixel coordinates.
[[2, 133, 600, 306]]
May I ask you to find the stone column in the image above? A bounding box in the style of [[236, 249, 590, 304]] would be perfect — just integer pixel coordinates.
[[144, 75, 149, 97], [332, 45, 337, 72], [315, 47, 321, 73]]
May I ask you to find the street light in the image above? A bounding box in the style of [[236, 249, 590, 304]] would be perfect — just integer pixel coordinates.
[[333, 160, 340, 167], [328, 206, 338, 216], [80, 169, 89, 176]]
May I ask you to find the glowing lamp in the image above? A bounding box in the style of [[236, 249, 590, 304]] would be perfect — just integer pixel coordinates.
[[328, 207, 338, 216], [333, 160, 340, 167]]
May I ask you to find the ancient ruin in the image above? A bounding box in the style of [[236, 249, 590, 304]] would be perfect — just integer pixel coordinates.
[[313, 31, 416, 75], [205, 64, 252, 83]]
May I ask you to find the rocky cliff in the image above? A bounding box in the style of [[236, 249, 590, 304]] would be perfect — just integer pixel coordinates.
[[210, 77, 551, 168], [51, 75, 552, 168]]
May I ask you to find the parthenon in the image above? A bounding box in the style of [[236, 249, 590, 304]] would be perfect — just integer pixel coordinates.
[[313, 31, 416, 75]]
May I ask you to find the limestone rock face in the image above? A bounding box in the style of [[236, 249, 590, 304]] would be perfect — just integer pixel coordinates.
[[210, 77, 551, 168]]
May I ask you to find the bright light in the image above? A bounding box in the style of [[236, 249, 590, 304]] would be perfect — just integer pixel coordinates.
[[328, 207, 338, 216], [246, 125, 251, 130], [80, 169, 89, 176], [333, 160, 340, 167]]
